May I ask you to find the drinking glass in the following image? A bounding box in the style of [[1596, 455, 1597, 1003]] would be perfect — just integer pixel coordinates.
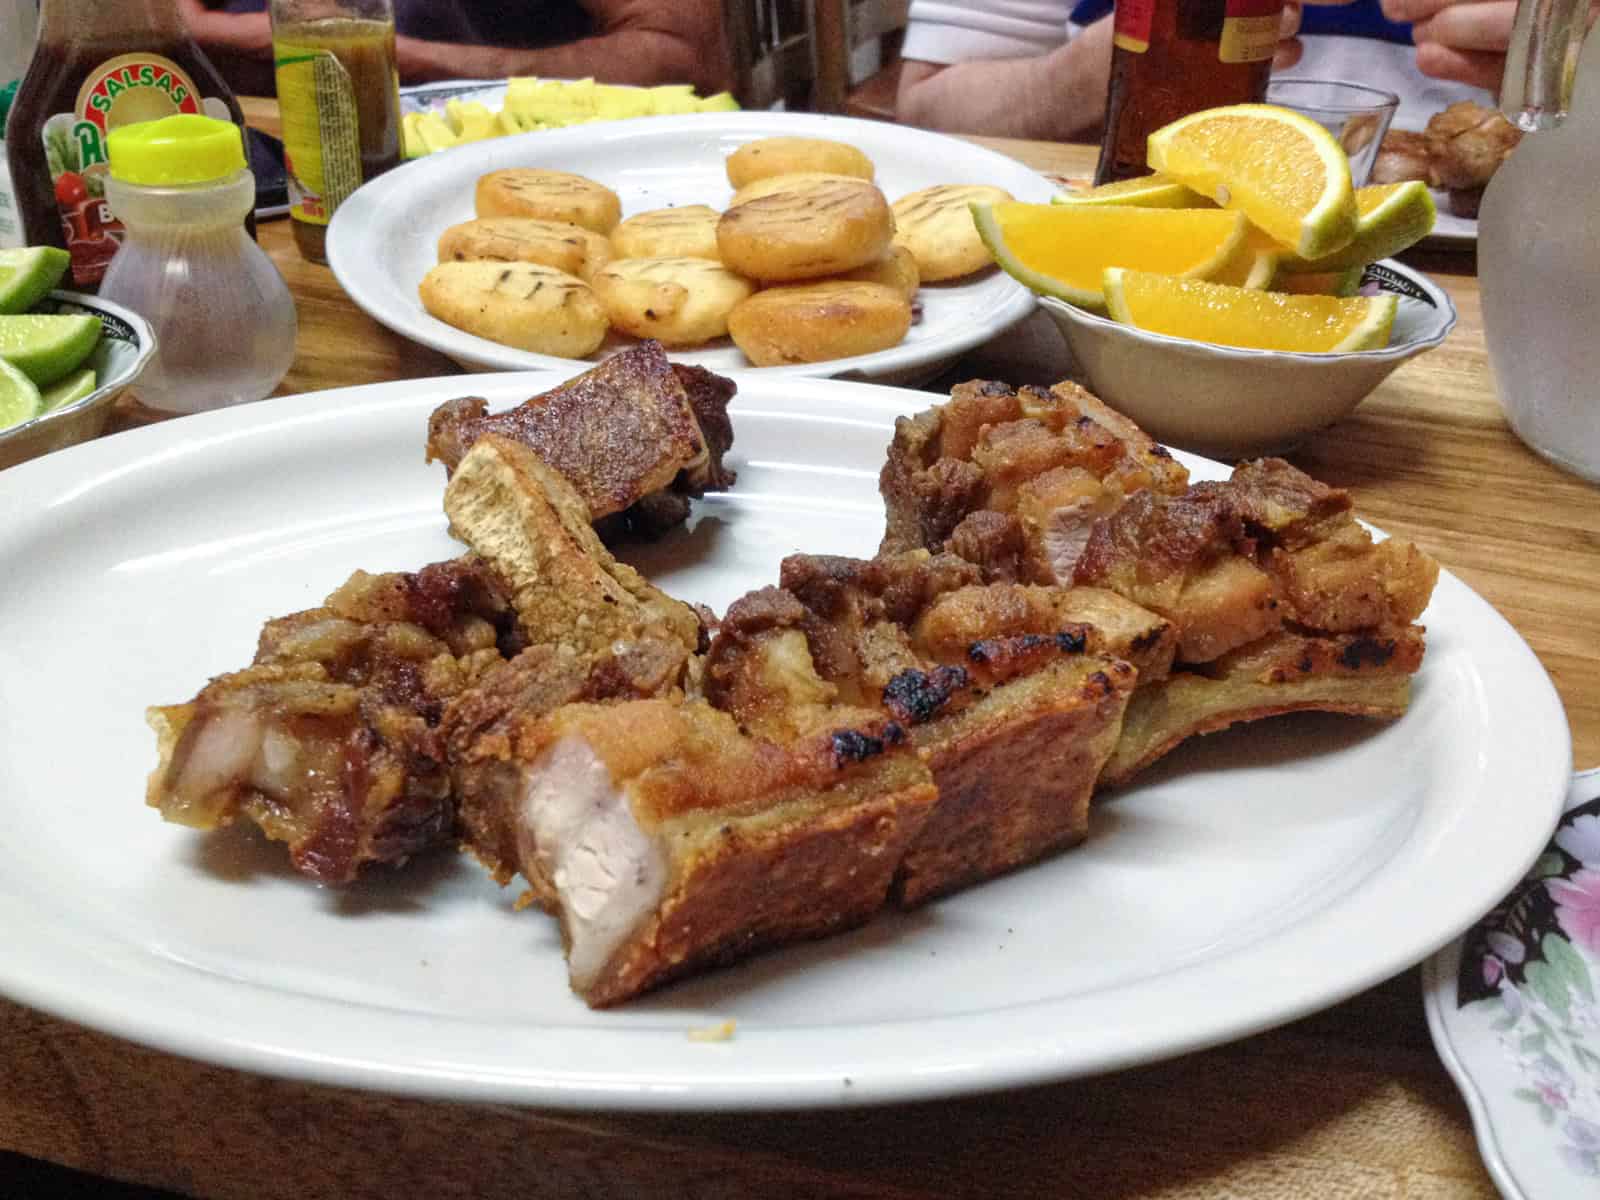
[[1265, 80, 1400, 186]]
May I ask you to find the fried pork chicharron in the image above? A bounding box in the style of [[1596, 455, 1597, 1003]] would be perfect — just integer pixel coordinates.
[[705, 552, 1165, 904], [145, 558, 524, 883], [453, 693, 936, 1006], [879, 383, 1438, 788], [426, 339, 736, 538]]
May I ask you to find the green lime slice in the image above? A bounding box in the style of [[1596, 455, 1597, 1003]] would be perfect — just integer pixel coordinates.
[[0, 313, 103, 386], [39, 365, 98, 412], [0, 357, 43, 431], [0, 247, 71, 316]]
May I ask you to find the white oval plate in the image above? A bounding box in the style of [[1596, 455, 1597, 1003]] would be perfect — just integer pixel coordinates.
[[326, 112, 1055, 385], [1425, 768, 1600, 1197], [0, 371, 1570, 1111]]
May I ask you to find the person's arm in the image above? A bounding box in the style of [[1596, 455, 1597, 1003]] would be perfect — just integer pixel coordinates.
[[895, 4, 1313, 142], [177, 0, 274, 62], [895, 18, 1115, 142], [394, 0, 728, 93]]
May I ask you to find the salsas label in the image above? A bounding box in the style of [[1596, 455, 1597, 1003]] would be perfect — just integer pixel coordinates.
[[39, 53, 229, 286], [273, 44, 363, 227], [1220, 0, 1283, 62], [1113, 0, 1157, 53]]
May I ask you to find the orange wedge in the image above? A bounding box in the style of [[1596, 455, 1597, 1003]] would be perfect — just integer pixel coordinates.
[[1103, 268, 1397, 352], [1147, 104, 1357, 260], [972, 201, 1248, 308]]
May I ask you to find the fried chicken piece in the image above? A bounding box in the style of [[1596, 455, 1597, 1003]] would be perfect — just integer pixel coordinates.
[[453, 696, 937, 1006], [425, 340, 737, 535], [1371, 129, 1436, 186], [1425, 100, 1522, 191], [710, 551, 1147, 904], [880, 379, 1188, 583], [145, 558, 522, 883], [1101, 626, 1426, 786], [443, 434, 704, 658]]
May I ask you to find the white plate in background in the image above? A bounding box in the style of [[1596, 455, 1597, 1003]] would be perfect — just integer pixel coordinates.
[[327, 112, 1056, 385], [0, 371, 1570, 1110]]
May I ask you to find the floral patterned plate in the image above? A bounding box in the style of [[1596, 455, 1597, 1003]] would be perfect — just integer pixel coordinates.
[[1426, 768, 1600, 1197]]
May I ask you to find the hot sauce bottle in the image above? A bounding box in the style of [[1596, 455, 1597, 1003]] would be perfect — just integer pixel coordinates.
[[1095, 0, 1287, 184], [4, 0, 249, 290]]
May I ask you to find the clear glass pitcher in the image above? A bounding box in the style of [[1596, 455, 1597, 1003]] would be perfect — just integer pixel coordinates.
[[1479, 0, 1600, 482]]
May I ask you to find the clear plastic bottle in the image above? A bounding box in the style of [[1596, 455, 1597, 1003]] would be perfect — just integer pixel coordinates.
[[98, 113, 295, 414]]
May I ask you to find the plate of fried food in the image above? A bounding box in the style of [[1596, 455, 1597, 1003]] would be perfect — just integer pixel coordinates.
[[326, 112, 1056, 383], [0, 348, 1570, 1110], [1373, 101, 1522, 244]]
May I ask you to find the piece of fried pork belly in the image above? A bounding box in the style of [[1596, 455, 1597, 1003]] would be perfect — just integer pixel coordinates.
[[145, 558, 523, 883], [1073, 458, 1438, 663], [425, 340, 736, 538], [705, 552, 1164, 904], [453, 696, 937, 1006], [443, 433, 704, 658], [1074, 458, 1440, 786], [879, 379, 1188, 582]]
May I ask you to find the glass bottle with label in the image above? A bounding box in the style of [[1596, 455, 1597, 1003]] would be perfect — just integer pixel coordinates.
[[1095, 0, 1287, 184], [269, 0, 401, 263], [4, 0, 249, 289], [0, 0, 41, 250]]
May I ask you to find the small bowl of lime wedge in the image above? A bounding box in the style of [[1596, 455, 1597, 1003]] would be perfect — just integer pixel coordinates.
[[0, 248, 157, 471]]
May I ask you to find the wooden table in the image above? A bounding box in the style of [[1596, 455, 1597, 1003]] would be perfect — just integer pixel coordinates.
[[4, 108, 1596, 1200]]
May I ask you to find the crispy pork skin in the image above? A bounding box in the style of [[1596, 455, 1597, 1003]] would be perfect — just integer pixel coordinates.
[[1100, 627, 1425, 787], [454, 697, 937, 1006], [443, 434, 703, 658], [425, 341, 736, 534], [145, 558, 521, 883]]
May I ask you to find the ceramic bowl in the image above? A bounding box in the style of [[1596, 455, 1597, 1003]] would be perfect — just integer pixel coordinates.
[[0, 290, 157, 471], [1040, 259, 1457, 460]]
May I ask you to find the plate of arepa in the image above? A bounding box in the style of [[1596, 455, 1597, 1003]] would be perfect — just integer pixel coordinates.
[[327, 112, 1057, 384]]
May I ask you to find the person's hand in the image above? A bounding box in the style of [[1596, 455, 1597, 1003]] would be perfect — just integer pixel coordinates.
[[1381, 0, 1515, 90], [1273, 0, 1360, 70]]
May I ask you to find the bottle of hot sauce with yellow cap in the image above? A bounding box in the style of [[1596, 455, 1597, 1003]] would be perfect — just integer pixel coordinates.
[[1094, 0, 1287, 184], [98, 114, 296, 415]]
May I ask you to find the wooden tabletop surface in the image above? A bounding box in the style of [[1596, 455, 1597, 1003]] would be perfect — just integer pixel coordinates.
[[3, 103, 1596, 1200]]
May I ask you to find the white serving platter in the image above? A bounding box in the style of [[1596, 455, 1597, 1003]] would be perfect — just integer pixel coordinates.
[[0, 371, 1570, 1111]]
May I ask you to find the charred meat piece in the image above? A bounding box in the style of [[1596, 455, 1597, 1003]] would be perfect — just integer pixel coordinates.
[[880, 379, 1188, 582], [425, 340, 736, 534], [453, 697, 936, 1006], [443, 433, 704, 659], [145, 558, 521, 883], [711, 551, 1147, 905]]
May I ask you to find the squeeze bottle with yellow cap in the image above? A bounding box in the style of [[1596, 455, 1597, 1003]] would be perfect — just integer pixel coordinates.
[[99, 113, 296, 414]]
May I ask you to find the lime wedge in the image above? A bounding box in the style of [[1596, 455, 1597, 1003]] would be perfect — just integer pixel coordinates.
[[39, 365, 98, 411], [1052, 174, 1211, 209], [0, 313, 103, 386], [0, 357, 43, 431], [1276, 182, 1437, 274], [0, 247, 71, 316]]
